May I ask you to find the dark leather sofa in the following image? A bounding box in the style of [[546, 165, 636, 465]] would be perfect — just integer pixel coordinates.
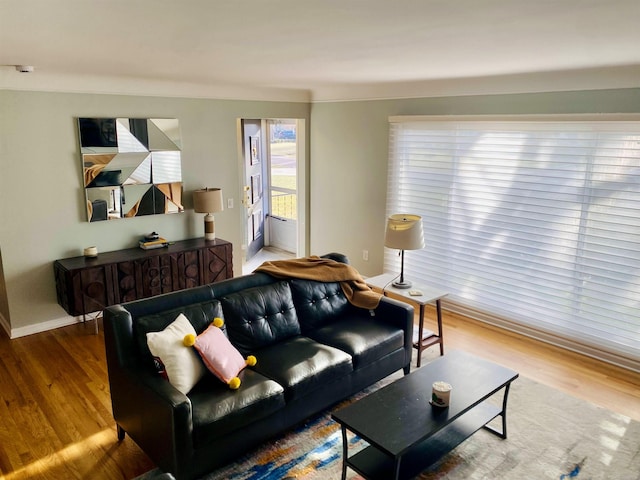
[[103, 254, 414, 480]]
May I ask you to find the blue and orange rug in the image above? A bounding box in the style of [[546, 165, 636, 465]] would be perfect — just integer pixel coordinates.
[[137, 371, 640, 479], [220, 404, 365, 480]]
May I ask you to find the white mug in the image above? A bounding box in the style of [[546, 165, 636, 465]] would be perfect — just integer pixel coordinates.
[[84, 246, 98, 258]]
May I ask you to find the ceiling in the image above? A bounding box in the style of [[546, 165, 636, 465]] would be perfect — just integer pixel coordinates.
[[1, 0, 639, 101]]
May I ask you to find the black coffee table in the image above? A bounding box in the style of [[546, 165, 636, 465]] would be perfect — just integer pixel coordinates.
[[331, 350, 519, 480]]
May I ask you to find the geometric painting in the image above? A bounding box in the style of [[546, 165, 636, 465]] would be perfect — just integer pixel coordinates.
[[79, 117, 183, 222]]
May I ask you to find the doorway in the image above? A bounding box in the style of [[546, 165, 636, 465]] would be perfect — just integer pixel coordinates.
[[239, 118, 306, 274]]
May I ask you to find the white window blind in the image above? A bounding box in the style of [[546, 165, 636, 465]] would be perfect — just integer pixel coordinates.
[[386, 117, 640, 368]]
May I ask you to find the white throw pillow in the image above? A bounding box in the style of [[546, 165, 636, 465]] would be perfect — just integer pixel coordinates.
[[146, 313, 206, 394]]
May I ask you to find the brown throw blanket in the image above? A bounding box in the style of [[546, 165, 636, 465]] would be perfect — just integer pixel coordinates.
[[254, 256, 382, 310]]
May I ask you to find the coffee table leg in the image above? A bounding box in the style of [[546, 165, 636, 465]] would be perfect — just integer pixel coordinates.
[[436, 299, 444, 356], [483, 382, 512, 439], [393, 456, 402, 480], [340, 425, 348, 480]]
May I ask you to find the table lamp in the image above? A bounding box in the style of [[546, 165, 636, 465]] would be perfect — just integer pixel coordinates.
[[193, 188, 224, 240], [384, 214, 424, 288]]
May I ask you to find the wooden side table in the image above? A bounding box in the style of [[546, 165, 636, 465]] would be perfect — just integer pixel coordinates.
[[366, 273, 448, 367]]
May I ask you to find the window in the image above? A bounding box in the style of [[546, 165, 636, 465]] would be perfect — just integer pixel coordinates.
[[386, 116, 640, 368], [268, 120, 297, 220]]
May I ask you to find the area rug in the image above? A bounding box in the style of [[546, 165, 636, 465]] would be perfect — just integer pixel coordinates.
[[135, 363, 640, 480]]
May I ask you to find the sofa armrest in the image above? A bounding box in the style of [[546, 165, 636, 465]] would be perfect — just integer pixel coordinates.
[[104, 306, 193, 473], [374, 296, 414, 368]]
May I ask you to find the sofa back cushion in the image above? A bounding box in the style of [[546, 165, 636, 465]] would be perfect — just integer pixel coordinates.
[[134, 300, 224, 371], [220, 281, 301, 356], [289, 279, 352, 332]]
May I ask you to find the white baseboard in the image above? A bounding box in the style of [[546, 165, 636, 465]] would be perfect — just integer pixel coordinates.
[[8, 314, 84, 339], [445, 300, 640, 374]]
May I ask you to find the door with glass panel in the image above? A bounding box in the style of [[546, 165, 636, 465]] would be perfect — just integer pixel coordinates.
[[241, 118, 303, 265], [242, 119, 265, 261]]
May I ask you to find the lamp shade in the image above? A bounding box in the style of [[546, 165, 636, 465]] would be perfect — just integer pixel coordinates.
[[193, 188, 224, 214], [384, 214, 424, 250]]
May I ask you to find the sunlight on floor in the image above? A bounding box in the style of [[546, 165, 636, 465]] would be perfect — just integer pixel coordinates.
[[4, 429, 114, 480], [242, 247, 296, 275], [598, 412, 631, 466]]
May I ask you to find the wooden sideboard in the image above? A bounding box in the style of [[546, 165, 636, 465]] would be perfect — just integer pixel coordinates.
[[54, 238, 233, 316]]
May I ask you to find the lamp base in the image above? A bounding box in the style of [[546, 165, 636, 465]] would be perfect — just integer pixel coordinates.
[[204, 213, 216, 240], [392, 280, 412, 289]]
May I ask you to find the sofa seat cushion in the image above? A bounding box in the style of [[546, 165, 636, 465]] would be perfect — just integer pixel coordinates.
[[189, 369, 285, 448], [308, 318, 404, 369], [253, 336, 353, 401]]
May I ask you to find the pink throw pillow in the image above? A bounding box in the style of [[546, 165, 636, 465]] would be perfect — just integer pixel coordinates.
[[194, 324, 247, 384]]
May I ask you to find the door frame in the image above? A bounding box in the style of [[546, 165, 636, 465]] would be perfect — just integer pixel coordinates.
[[236, 118, 307, 263]]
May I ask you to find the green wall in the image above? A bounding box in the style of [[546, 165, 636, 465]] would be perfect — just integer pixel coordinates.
[[0, 90, 309, 334], [1, 87, 639, 335]]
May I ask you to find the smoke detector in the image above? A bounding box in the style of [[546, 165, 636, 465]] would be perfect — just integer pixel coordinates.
[[15, 65, 34, 73]]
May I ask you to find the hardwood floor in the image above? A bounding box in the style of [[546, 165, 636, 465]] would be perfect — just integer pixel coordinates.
[[0, 321, 154, 480], [1, 311, 638, 480], [434, 308, 640, 421]]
